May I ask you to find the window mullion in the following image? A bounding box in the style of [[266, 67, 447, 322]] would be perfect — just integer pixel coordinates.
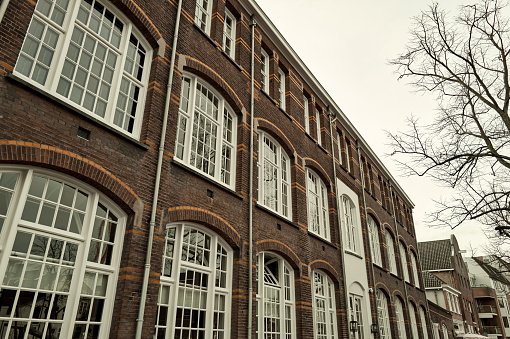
[[215, 101, 224, 181]]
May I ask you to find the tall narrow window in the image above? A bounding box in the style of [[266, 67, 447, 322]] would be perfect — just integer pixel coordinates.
[[256, 252, 295, 339], [411, 252, 420, 288], [386, 232, 397, 274], [175, 75, 237, 188], [261, 50, 269, 92], [441, 325, 448, 339], [0, 167, 125, 338], [223, 9, 236, 58], [349, 294, 364, 339], [345, 138, 351, 173], [336, 133, 343, 167], [420, 307, 429, 339], [368, 216, 382, 266], [312, 271, 337, 339], [306, 169, 330, 240], [315, 108, 321, 145], [409, 303, 420, 339], [155, 223, 233, 339], [399, 242, 410, 282], [376, 291, 392, 339], [395, 298, 407, 339], [304, 96, 310, 134], [195, 0, 212, 34], [259, 134, 291, 218], [341, 195, 358, 253], [14, 0, 151, 137], [278, 68, 286, 110]]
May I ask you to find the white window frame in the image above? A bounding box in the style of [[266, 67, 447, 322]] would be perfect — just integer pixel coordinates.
[[315, 108, 321, 145], [409, 303, 420, 339], [399, 242, 410, 282], [420, 307, 429, 339], [336, 133, 343, 167], [278, 68, 285, 111], [368, 215, 382, 266], [395, 297, 407, 339], [341, 195, 358, 253], [442, 324, 449, 339], [312, 270, 337, 339], [411, 252, 420, 288], [261, 49, 269, 93], [386, 232, 397, 275], [258, 133, 291, 219], [0, 166, 125, 338], [345, 138, 351, 172], [155, 223, 233, 339], [306, 169, 330, 240], [304, 96, 310, 134], [376, 290, 392, 339], [256, 252, 296, 339], [195, 0, 212, 34], [13, 0, 152, 138], [174, 74, 237, 189], [349, 293, 364, 339], [222, 9, 235, 59]]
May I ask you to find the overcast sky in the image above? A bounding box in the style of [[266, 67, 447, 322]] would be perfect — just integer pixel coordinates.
[[254, 0, 491, 253]]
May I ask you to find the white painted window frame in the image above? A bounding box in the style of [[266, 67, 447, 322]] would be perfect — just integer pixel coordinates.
[[341, 195, 358, 253], [349, 293, 364, 339], [306, 169, 330, 241], [195, 0, 212, 34], [395, 297, 407, 339], [312, 270, 337, 339], [261, 49, 269, 93], [278, 68, 285, 110], [222, 9, 235, 59], [399, 242, 410, 282], [411, 252, 420, 288], [409, 303, 420, 339], [315, 108, 321, 145], [368, 215, 382, 266], [420, 306, 429, 339], [303, 96, 310, 134], [386, 232, 397, 275], [376, 290, 392, 339]]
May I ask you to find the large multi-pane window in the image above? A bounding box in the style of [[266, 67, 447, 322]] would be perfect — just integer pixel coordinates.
[[256, 252, 295, 339], [261, 50, 269, 92], [155, 223, 232, 339], [409, 303, 420, 339], [195, 0, 212, 34], [399, 242, 409, 282], [341, 195, 358, 253], [420, 307, 429, 339], [306, 169, 330, 240], [175, 75, 237, 188], [14, 0, 151, 137], [368, 216, 382, 266], [312, 271, 337, 339], [349, 294, 364, 339], [411, 252, 420, 288], [386, 232, 397, 274], [395, 298, 407, 339], [259, 134, 291, 218], [376, 291, 392, 339], [0, 167, 125, 339], [222, 9, 235, 59], [278, 68, 286, 111]]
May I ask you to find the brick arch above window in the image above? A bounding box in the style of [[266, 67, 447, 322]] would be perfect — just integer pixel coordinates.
[[309, 260, 341, 283], [302, 158, 332, 188], [255, 239, 301, 271], [255, 118, 297, 161], [164, 206, 241, 250]]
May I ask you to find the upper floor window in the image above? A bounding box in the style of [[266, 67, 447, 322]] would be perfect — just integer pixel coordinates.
[[420, 307, 429, 339], [175, 75, 237, 188], [303, 96, 310, 134], [376, 291, 392, 339], [278, 68, 286, 111], [256, 252, 295, 339], [14, 0, 151, 138], [409, 303, 420, 339], [315, 108, 321, 145], [341, 195, 358, 253], [349, 294, 364, 339], [345, 138, 351, 173], [395, 297, 407, 339], [312, 270, 337, 339], [155, 223, 233, 339], [336, 133, 343, 167], [386, 232, 397, 274], [368, 216, 382, 266], [259, 134, 291, 218], [195, 0, 212, 34], [411, 252, 420, 288], [223, 9, 235, 58], [306, 169, 330, 240], [261, 49, 269, 92], [399, 242, 410, 282], [0, 167, 125, 338]]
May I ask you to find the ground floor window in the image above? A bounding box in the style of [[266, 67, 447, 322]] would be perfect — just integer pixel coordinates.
[[312, 270, 337, 339]]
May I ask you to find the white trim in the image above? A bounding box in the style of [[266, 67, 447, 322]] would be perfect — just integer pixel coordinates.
[[306, 168, 330, 241], [261, 49, 269, 92], [222, 9, 236, 58], [278, 67, 285, 110], [386, 232, 398, 275], [312, 270, 338, 339]]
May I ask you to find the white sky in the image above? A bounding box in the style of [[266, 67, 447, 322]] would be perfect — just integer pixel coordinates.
[[254, 0, 491, 253]]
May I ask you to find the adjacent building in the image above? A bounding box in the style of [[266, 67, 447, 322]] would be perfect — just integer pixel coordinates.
[[0, 0, 430, 338]]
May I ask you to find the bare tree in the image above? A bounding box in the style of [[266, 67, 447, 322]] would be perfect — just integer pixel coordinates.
[[389, 0, 510, 232]]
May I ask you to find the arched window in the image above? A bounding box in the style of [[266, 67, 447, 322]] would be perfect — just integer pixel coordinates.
[[259, 133, 291, 218], [256, 252, 295, 339], [411, 252, 420, 288], [385, 232, 397, 274], [409, 303, 420, 339], [0, 167, 125, 338], [14, 0, 151, 137], [368, 216, 382, 266], [175, 74, 237, 188], [395, 297, 407, 339], [349, 293, 364, 339], [420, 307, 429, 339], [312, 270, 337, 339], [441, 324, 449, 339], [399, 242, 410, 282], [341, 195, 358, 252], [376, 290, 392, 339], [306, 169, 330, 240], [155, 223, 233, 339]]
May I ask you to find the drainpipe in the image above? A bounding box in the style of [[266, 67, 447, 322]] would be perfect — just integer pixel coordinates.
[[0, 0, 9, 24], [135, 1, 183, 338], [328, 112, 351, 334], [356, 141, 379, 337], [248, 15, 256, 339]]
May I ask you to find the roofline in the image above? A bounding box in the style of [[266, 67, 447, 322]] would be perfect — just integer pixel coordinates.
[[424, 269, 454, 272], [238, 0, 414, 207]]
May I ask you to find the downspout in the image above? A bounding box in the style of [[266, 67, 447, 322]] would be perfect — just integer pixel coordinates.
[[0, 0, 10, 24], [328, 112, 351, 334], [135, 1, 183, 338], [248, 15, 256, 339]]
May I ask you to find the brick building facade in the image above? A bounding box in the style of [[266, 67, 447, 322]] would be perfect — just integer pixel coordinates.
[[0, 0, 430, 338]]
